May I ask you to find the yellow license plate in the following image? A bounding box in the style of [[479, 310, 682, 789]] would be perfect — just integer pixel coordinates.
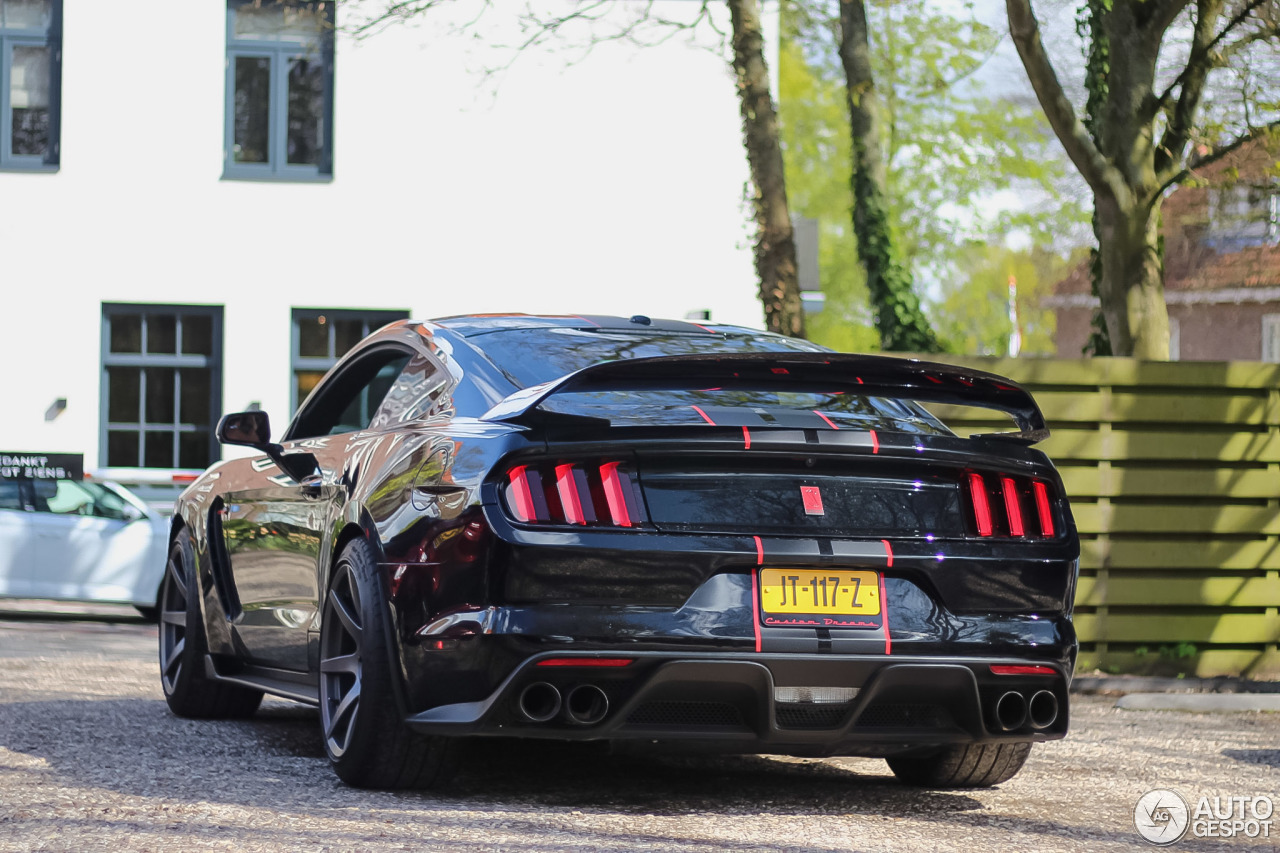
[[759, 569, 881, 616]]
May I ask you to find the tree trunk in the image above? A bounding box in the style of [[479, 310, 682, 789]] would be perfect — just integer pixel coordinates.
[[728, 0, 805, 338], [837, 0, 940, 352], [1096, 195, 1169, 358]]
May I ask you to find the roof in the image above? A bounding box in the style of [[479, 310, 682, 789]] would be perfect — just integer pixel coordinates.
[[429, 313, 754, 337]]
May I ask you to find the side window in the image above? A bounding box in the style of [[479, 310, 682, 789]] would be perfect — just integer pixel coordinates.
[[288, 348, 413, 439], [0, 0, 61, 171], [291, 308, 409, 413], [0, 481, 23, 510], [369, 354, 451, 430], [225, 0, 334, 180]]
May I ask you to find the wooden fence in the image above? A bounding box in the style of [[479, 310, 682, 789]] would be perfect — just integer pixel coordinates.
[[923, 356, 1280, 679]]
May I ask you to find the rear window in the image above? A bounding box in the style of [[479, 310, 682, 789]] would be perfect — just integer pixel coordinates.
[[472, 328, 949, 434]]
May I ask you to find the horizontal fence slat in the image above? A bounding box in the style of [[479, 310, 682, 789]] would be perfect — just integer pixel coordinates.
[[1074, 612, 1280, 644], [1076, 649, 1280, 679], [1076, 575, 1280, 607], [1071, 503, 1280, 535], [1059, 467, 1280, 499], [1081, 539, 1280, 570]]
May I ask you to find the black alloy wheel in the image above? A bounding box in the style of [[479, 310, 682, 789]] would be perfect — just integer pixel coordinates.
[[318, 538, 460, 789], [159, 528, 262, 718], [319, 557, 364, 760]]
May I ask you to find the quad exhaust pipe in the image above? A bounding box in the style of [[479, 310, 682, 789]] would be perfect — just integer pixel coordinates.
[[994, 691, 1028, 731], [517, 682, 562, 723], [992, 689, 1059, 732], [564, 684, 610, 725], [516, 682, 610, 726], [1028, 690, 1059, 730]]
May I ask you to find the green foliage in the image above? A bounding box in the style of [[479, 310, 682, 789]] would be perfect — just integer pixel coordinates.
[[935, 244, 1080, 356], [780, 0, 1087, 354]]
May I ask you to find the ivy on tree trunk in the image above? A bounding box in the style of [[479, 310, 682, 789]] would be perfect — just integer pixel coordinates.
[[837, 0, 942, 353]]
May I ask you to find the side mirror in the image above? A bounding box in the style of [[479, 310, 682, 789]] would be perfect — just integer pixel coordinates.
[[217, 411, 272, 447], [215, 410, 319, 483]]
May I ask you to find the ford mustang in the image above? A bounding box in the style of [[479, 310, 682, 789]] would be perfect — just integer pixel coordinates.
[[159, 314, 1078, 789]]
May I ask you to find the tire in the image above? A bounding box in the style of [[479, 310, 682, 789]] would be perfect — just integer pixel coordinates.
[[319, 537, 460, 789], [886, 742, 1032, 788], [159, 528, 263, 719]]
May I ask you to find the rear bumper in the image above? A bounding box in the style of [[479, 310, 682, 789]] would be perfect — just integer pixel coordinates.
[[404, 652, 1070, 757]]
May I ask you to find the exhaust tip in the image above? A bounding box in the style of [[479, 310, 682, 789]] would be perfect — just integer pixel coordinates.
[[564, 684, 609, 726], [517, 682, 562, 723], [995, 691, 1028, 731], [1028, 690, 1059, 729]]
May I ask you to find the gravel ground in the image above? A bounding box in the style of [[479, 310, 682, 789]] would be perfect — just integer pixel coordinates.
[[1, 617, 1278, 852]]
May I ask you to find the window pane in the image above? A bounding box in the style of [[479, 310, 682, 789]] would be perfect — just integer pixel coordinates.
[[10, 45, 49, 157], [233, 57, 271, 164], [295, 370, 325, 409], [181, 314, 213, 355], [1, 0, 53, 30], [234, 3, 324, 44], [144, 432, 174, 468], [147, 314, 176, 353], [297, 314, 329, 357], [109, 315, 142, 353], [287, 57, 323, 165], [107, 367, 140, 423], [180, 368, 211, 425], [108, 431, 140, 467], [43, 480, 95, 515], [334, 318, 365, 356], [144, 367, 176, 423], [179, 432, 210, 469]]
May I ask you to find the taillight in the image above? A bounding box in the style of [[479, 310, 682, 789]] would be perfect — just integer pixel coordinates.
[[967, 472, 994, 537], [504, 460, 646, 528], [1033, 480, 1055, 537], [965, 472, 1058, 539]]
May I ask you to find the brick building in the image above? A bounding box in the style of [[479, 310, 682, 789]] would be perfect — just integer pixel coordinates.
[[1049, 140, 1280, 360]]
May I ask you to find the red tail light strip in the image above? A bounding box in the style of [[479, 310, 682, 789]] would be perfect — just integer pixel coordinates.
[[870, 430, 879, 454], [813, 411, 839, 430], [554, 463, 587, 525], [536, 657, 634, 667], [742, 426, 752, 449], [507, 466, 536, 523], [1034, 481, 1055, 537], [882, 539, 894, 568], [753, 535, 764, 565], [990, 664, 1056, 676], [968, 473, 994, 537], [1001, 477, 1025, 537], [599, 461, 634, 527]]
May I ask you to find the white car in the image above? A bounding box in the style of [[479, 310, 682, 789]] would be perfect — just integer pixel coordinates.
[[0, 478, 169, 617]]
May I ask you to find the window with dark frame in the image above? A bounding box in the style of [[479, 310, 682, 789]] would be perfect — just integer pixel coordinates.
[[291, 308, 409, 414], [101, 305, 224, 471], [225, 0, 333, 180], [0, 0, 60, 170]]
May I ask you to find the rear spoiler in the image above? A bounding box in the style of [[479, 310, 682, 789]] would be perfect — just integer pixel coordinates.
[[481, 352, 1049, 443]]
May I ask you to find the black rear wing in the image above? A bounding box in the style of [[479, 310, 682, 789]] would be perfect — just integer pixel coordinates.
[[481, 352, 1048, 443]]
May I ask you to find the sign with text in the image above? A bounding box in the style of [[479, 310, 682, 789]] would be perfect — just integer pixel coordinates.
[[0, 453, 84, 481]]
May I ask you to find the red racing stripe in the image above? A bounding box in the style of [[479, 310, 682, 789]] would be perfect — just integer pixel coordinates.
[[691, 405, 716, 425]]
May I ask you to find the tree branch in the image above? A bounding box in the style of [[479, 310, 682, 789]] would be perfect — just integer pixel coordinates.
[[1149, 0, 1268, 118], [1006, 0, 1124, 201], [1154, 0, 1225, 176], [1154, 118, 1280, 198]]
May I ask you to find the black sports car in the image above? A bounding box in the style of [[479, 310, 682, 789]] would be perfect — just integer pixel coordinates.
[[160, 314, 1078, 789]]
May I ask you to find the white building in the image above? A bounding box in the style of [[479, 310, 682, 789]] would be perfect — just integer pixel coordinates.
[[1, 0, 770, 481]]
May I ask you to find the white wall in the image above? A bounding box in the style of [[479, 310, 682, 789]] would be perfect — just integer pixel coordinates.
[[0, 1, 774, 469]]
